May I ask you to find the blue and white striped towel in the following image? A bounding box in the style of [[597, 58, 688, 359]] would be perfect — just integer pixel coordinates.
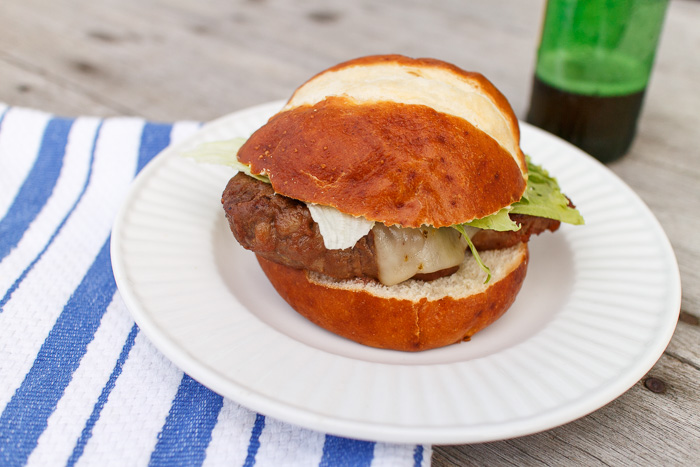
[[0, 103, 431, 466]]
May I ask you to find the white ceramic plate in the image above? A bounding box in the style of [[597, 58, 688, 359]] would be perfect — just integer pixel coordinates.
[[111, 101, 681, 444]]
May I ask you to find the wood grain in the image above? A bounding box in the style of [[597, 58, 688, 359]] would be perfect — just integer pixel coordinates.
[[2, 0, 698, 464]]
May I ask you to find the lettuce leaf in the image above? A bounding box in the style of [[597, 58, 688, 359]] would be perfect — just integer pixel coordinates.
[[452, 224, 491, 284], [510, 157, 584, 225], [452, 156, 584, 283], [181, 138, 270, 183], [463, 207, 520, 231], [456, 156, 584, 233]]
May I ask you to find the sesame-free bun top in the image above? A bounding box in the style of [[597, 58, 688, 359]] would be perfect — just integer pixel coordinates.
[[237, 54, 527, 228]]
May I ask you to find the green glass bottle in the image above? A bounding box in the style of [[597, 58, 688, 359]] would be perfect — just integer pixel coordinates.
[[526, 0, 669, 163]]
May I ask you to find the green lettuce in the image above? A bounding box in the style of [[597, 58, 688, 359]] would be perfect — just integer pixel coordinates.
[[453, 224, 491, 283], [454, 156, 584, 283], [463, 207, 520, 231], [459, 157, 584, 233], [509, 157, 584, 225], [182, 138, 270, 182]]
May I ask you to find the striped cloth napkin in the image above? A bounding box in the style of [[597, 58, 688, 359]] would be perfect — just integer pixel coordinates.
[[0, 103, 431, 467]]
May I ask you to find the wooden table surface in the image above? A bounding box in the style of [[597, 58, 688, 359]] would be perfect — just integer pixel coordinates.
[[3, 0, 698, 464]]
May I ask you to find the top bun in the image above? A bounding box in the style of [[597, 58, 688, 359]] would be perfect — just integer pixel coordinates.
[[237, 55, 527, 228]]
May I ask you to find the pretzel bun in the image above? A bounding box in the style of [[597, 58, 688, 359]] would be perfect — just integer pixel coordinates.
[[229, 55, 536, 351], [257, 243, 528, 351], [237, 54, 527, 228]]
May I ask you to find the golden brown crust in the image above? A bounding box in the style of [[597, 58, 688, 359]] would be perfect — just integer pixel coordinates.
[[255, 244, 529, 351], [238, 97, 525, 228]]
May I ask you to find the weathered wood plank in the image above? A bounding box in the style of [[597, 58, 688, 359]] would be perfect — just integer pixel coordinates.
[[0, 53, 126, 117], [667, 320, 700, 368], [433, 351, 700, 466], [0, 0, 543, 120]]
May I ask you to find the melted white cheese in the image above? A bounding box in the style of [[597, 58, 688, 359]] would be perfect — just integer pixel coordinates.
[[306, 202, 470, 286], [372, 224, 468, 286]]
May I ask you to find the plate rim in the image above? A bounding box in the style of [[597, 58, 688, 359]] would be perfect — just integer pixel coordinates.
[[111, 102, 681, 444]]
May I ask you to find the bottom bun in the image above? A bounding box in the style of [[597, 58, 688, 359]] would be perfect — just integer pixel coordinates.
[[256, 242, 529, 351]]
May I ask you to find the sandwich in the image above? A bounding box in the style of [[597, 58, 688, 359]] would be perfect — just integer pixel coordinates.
[[189, 55, 583, 351]]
